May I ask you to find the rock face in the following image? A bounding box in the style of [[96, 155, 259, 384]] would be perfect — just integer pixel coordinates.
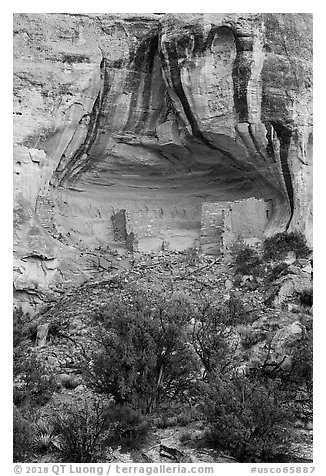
[[13, 13, 312, 311]]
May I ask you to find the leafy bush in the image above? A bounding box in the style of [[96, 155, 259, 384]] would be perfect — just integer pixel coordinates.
[[51, 398, 150, 461], [232, 245, 263, 276], [226, 295, 252, 324], [176, 409, 199, 426], [179, 430, 193, 444], [298, 288, 313, 307], [191, 296, 231, 376], [107, 405, 150, 450], [51, 397, 112, 463], [154, 402, 199, 428], [191, 293, 252, 376], [266, 262, 289, 283], [283, 331, 313, 394], [14, 311, 56, 408], [155, 415, 177, 429], [263, 232, 310, 261], [13, 308, 37, 347], [13, 406, 35, 462], [84, 287, 199, 413], [201, 373, 294, 462], [14, 353, 57, 407]]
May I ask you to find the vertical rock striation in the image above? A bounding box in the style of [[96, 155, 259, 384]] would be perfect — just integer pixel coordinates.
[[13, 13, 312, 311]]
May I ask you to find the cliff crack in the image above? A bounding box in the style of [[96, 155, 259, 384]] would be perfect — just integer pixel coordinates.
[[270, 121, 294, 229]]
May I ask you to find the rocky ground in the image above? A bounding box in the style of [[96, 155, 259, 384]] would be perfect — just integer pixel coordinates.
[[14, 245, 313, 463]]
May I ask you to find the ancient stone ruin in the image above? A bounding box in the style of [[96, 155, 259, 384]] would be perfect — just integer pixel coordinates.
[[13, 13, 312, 312], [200, 198, 273, 255], [108, 198, 272, 255]]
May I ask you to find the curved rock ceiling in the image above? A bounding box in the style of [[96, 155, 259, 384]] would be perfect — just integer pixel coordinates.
[[13, 13, 313, 311]]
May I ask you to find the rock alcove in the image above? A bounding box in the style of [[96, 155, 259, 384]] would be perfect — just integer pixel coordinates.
[[13, 13, 312, 311]]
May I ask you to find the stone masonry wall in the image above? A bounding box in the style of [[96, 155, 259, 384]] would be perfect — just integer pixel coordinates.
[[200, 203, 225, 255], [200, 198, 272, 255], [125, 204, 202, 253]]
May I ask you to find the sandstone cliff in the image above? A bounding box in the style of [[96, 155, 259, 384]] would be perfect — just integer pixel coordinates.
[[13, 13, 312, 311]]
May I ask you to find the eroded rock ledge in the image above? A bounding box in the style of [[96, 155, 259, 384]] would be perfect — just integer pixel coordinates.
[[13, 13, 312, 311]]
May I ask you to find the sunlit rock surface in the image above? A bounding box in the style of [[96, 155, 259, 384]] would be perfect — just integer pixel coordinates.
[[13, 13, 312, 310]]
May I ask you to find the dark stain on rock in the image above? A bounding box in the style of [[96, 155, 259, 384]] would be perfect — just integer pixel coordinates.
[[270, 121, 294, 228]]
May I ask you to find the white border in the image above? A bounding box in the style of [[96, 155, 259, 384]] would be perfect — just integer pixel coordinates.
[[3, 3, 323, 474]]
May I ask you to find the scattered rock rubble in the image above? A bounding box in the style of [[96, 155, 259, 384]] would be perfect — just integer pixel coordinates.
[[14, 249, 313, 463]]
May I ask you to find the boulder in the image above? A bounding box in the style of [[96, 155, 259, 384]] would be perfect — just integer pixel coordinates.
[[35, 323, 49, 347], [301, 264, 312, 275], [55, 373, 82, 389], [74, 384, 86, 393], [286, 265, 303, 276], [297, 258, 311, 267], [284, 251, 297, 265], [270, 321, 305, 370], [272, 321, 304, 349], [225, 279, 233, 290], [273, 274, 311, 306]]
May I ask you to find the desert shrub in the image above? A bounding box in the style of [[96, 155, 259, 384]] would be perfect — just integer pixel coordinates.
[[233, 275, 242, 287], [191, 293, 252, 376], [240, 328, 267, 349], [155, 415, 177, 429], [154, 402, 199, 428], [263, 231, 310, 261], [51, 397, 112, 463], [176, 409, 199, 426], [107, 405, 150, 450], [232, 245, 263, 276], [179, 430, 193, 444], [298, 288, 313, 307], [13, 308, 37, 347], [61, 53, 89, 63], [226, 294, 252, 324], [13, 385, 25, 407], [33, 418, 57, 454], [183, 248, 200, 266], [33, 432, 54, 454], [84, 287, 199, 413], [14, 312, 56, 407], [13, 353, 57, 407], [266, 262, 289, 283], [191, 296, 232, 376], [52, 398, 150, 461], [201, 373, 294, 462], [47, 317, 70, 341], [283, 331, 313, 395], [13, 406, 35, 462]]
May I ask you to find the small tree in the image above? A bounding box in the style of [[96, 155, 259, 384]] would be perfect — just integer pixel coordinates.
[[191, 297, 231, 377], [14, 353, 57, 407], [13, 407, 35, 462], [13, 308, 37, 347], [280, 330, 313, 405], [84, 288, 199, 413], [201, 373, 294, 462], [105, 404, 150, 450], [51, 397, 112, 463], [232, 245, 263, 276], [190, 293, 248, 378]]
